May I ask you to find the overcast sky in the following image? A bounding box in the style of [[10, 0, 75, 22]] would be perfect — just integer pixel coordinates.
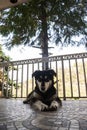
[[2, 44, 86, 61]]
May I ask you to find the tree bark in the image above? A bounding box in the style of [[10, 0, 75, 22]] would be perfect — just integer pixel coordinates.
[[41, 3, 49, 70]]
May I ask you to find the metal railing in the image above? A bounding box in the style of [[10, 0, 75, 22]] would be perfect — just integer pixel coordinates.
[[0, 52, 87, 100]]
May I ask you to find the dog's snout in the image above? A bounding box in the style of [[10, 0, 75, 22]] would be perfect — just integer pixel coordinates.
[[41, 82, 45, 91], [41, 86, 45, 91], [41, 81, 45, 87]]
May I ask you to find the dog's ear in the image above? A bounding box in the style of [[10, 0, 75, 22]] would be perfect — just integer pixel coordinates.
[[47, 69, 56, 77], [32, 70, 40, 78]]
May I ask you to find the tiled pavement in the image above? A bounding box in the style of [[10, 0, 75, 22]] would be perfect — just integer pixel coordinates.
[[0, 99, 87, 130]]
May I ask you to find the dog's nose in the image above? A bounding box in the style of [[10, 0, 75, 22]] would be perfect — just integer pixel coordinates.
[[41, 86, 45, 91], [41, 81, 45, 86]]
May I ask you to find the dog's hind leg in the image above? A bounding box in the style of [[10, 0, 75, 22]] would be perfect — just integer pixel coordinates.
[[23, 91, 34, 104]]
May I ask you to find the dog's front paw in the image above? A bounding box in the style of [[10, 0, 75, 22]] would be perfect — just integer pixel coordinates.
[[40, 103, 48, 111], [50, 101, 59, 110], [23, 100, 28, 104], [34, 100, 48, 111]]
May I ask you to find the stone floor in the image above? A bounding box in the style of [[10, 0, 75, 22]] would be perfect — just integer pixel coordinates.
[[0, 99, 87, 130]]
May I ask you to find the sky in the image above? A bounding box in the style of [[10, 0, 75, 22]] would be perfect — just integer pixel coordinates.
[[0, 35, 86, 61], [2, 44, 86, 61]]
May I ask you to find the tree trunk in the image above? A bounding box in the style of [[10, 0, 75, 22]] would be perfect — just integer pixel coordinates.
[[41, 3, 49, 70]]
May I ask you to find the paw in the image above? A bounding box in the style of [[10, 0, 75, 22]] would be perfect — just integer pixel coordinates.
[[40, 103, 48, 111], [34, 100, 48, 111], [23, 100, 28, 104], [50, 101, 59, 110]]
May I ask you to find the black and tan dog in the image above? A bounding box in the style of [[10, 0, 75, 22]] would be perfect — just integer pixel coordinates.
[[23, 69, 62, 111]]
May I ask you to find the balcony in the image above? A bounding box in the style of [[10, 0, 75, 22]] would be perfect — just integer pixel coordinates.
[[0, 52, 87, 129]]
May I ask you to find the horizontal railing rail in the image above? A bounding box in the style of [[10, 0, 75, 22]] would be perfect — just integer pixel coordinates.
[[0, 52, 87, 100]]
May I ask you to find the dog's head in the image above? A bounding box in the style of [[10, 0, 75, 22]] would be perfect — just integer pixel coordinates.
[[32, 69, 56, 93]]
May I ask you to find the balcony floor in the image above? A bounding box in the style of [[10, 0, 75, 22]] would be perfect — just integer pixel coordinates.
[[0, 99, 87, 130]]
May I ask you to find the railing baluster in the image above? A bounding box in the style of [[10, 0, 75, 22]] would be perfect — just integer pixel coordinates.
[[21, 64, 23, 98], [49, 61, 52, 69], [69, 60, 73, 98], [82, 58, 87, 96], [75, 59, 80, 98], [32, 63, 34, 90], [37, 62, 39, 70], [16, 65, 18, 98], [61, 58, 66, 100], [11, 65, 14, 97], [6, 66, 9, 98], [56, 60, 58, 96], [2, 67, 5, 97], [26, 64, 29, 97]]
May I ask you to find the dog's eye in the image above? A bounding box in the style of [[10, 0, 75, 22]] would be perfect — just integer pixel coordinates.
[[45, 79, 49, 82], [36, 76, 42, 82], [37, 78, 42, 82]]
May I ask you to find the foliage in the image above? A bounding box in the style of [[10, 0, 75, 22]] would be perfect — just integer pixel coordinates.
[[0, 44, 10, 61], [0, 0, 86, 49], [0, 45, 20, 97]]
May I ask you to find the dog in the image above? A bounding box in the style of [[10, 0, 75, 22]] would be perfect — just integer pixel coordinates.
[[23, 69, 62, 111]]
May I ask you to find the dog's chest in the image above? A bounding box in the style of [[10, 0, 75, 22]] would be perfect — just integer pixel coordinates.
[[35, 87, 56, 105]]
